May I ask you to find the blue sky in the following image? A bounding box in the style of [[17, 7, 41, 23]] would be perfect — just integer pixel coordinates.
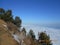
[[0, 0, 60, 24]]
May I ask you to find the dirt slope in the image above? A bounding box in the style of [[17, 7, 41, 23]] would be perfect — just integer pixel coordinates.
[[0, 19, 19, 45]]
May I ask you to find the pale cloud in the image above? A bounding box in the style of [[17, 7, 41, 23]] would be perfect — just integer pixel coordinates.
[[22, 23, 60, 45]]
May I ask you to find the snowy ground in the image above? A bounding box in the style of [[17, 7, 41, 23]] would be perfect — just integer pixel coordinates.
[[22, 24, 60, 45]]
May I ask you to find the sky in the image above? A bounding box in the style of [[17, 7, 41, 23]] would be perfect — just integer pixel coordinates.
[[0, 0, 60, 24]]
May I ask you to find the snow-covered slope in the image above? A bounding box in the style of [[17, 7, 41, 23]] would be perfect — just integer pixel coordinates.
[[22, 24, 60, 45]]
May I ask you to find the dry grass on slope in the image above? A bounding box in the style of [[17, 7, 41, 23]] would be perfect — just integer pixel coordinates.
[[0, 19, 7, 25], [0, 28, 19, 45], [23, 36, 38, 45], [7, 22, 20, 34], [0, 19, 19, 45]]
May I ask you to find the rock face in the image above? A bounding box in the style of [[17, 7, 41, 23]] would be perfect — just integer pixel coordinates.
[[0, 20, 19, 45]]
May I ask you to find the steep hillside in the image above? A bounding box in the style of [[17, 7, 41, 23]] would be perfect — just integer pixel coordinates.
[[7, 22, 20, 34], [0, 20, 19, 45]]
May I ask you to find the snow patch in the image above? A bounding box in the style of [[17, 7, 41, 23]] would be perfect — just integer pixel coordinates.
[[12, 34, 20, 43]]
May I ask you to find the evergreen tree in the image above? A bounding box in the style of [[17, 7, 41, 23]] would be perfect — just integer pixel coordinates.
[[38, 32, 52, 45], [22, 27, 26, 33], [0, 8, 5, 19], [22, 27, 26, 36], [4, 10, 13, 22], [14, 16, 22, 28], [0, 8, 22, 28], [0, 8, 13, 22], [29, 29, 35, 40], [0, 8, 5, 14]]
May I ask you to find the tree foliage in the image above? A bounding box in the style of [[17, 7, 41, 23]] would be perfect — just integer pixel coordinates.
[[0, 8, 5, 14], [22, 27, 26, 36], [14, 16, 22, 27], [38, 32, 52, 45], [0, 8, 22, 28], [22, 27, 26, 33], [29, 29, 35, 40], [4, 10, 13, 22]]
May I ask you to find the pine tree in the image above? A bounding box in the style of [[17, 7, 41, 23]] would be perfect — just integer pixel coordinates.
[[38, 32, 52, 45], [0, 8, 5, 19], [22, 27, 26, 36], [4, 10, 13, 22], [0, 8, 22, 28], [0, 8, 5, 14], [14, 16, 22, 28], [29, 29, 35, 40]]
